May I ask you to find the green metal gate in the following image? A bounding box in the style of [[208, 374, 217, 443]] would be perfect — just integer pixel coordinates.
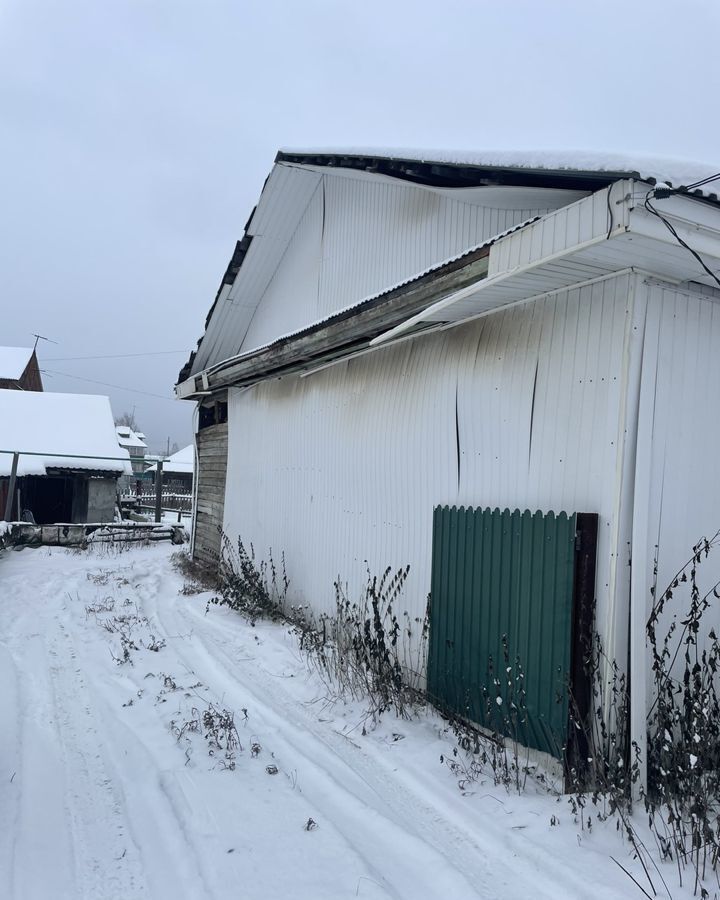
[[427, 506, 596, 760]]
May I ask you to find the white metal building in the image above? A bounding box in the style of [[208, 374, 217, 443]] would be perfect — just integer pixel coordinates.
[[177, 149, 720, 763]]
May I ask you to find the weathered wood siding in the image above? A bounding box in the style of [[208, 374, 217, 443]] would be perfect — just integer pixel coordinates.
[[193, 421, 228, 565]]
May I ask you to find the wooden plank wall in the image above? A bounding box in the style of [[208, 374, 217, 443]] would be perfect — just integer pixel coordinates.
[[193, 421, 228, 565]]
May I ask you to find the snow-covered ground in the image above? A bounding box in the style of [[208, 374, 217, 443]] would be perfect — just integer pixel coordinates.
[[0, 543, 692, 899]]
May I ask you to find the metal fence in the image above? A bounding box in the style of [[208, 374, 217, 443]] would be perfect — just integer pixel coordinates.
[[427, 505, 597, 760]]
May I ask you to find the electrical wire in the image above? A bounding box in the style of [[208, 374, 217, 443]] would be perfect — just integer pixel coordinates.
[[683, 172, 720, 191], [644, 189, 720, 290], [40, 368, 177, 401], [43, 350, 187, 362], [606, 182, 614, 240]]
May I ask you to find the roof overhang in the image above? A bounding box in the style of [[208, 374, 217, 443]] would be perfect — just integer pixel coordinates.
[[176, 179, 720, 398], [371, 180, 720, 343], [175, 245, 492, 397], [276, 150, 639, 193]]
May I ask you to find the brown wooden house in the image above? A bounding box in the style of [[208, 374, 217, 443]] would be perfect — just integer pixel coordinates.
[[0, 347, 43, 391]]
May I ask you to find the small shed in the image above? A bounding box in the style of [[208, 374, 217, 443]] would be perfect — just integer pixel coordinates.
[[0, 346, 43, 391], [0, 390, 131, 524]]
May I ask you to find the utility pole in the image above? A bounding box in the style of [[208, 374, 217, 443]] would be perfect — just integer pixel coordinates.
[[154, 460, 163, 524], [3, 452, 19, 521]]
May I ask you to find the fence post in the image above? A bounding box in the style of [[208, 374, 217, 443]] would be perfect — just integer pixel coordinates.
[[4, 452, 19, 521], [154, 460, 163, 523]]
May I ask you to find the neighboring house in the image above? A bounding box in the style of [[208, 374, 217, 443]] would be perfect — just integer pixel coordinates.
[[0, 346, 43, 391], [0, 390, 131, 523], [145, 445, 194, 493], [115, 426, 148, 476], [176, 149, 720, 765]]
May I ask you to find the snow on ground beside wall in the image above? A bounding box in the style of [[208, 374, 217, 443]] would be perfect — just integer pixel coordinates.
[[0, 543, 695, 899]]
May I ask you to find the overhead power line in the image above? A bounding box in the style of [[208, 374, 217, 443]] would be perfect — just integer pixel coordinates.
[[40, 368, 177, 402], [43, 350, 187, 362]]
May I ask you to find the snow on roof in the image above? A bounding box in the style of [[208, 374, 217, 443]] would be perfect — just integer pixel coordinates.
[[0, 346, 34, 381], [115, 426, 147, 449], [280, 148, 720, 198], [145, 444, 194, 475], [0, 390, 132, 477]]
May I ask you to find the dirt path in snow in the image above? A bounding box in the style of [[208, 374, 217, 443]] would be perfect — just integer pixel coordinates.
[[0, 544, 639, 900]]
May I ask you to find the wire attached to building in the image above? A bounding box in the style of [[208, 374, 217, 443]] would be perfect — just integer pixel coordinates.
[[683, 172, 720, 191], [644, 189, 720, 291]]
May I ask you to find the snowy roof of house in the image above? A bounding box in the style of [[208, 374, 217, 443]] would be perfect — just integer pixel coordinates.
[[278, 148, 720, 200], [115, 426, 147, 449], [0, 346, 34, 381], [145, 444, 194, 475], [0, 390, 132, 477]]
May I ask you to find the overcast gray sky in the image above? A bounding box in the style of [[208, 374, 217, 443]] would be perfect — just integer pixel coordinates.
[[2, 0, 719, 452]]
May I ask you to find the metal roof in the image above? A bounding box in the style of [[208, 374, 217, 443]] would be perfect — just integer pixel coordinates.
[[277, 148, 720, 201]]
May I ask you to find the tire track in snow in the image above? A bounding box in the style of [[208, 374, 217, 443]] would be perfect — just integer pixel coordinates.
[[6, 573, 150, 900], [156, 590, 608, 900], [119, 566, 402, 899], [145, 588, 495, 899], [0, 642, 23, 899], [64, 569, 229, 900], [4, 620, 80, 898]]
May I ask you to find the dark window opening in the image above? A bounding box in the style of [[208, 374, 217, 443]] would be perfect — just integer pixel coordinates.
[[199, 400, 228, 429]]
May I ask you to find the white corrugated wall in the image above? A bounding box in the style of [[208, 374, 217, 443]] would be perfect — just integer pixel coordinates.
[[238, 171, 563, 354], [241, 183, 325, 351], [317, 175, 554, 321], [631, 280, 720, 705], [224, 272, 638, 661]]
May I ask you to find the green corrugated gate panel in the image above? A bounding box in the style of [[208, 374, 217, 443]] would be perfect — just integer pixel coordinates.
[[428, 506, 577, 759]]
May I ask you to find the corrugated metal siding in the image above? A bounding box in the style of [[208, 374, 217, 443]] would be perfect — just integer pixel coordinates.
[[633, 281, 720, 705], [191, 165, 322, 375], [193, 422, 228, 565], [490, 187, 623, 277], [241, 183, 325, 351], [235, 171, 561, 354], [223, 273, 635, 663], [428, 506, 577, 758], [317, 174, 553, 322]]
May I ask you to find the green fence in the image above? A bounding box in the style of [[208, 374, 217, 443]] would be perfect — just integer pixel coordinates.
[[428, 506, 593, 759]]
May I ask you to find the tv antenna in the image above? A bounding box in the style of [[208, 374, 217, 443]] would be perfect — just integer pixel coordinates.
[[31, 333, 59, 351]]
